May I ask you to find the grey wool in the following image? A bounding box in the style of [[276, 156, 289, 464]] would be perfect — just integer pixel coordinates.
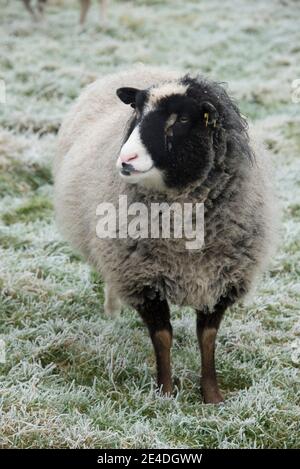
[[54, 66, 277, 314], [54, 66, 278, 401]]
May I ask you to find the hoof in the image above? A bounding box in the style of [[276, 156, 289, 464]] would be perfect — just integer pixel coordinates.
[[201, 378, 224, 404], [203, 391, 224, 404], [156, 385, 173, 398]]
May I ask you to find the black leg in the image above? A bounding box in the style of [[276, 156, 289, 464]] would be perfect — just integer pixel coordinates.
[[137, 292, 173, 395], [196, 291, 237, 403]]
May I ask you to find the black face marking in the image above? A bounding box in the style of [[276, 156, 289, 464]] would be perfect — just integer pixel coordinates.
[[123, 114, 138, 144], [118, 88, 149, 146], [137, 93, 220, 188], [135, 90, 148, 111], [117, 78, 253, 189]]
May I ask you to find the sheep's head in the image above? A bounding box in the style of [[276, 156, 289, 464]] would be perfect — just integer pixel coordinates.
[[116, 76, 251, 191]]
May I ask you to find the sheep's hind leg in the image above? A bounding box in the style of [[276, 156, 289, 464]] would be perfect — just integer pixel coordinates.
[[137, 292, 173, 396], [196, 292, 236, 404]]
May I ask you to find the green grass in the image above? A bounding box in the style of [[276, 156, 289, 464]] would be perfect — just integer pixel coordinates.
[[0, 161, 52, 197], [0, 0, 300, 449], [2, 195, 53, 225]]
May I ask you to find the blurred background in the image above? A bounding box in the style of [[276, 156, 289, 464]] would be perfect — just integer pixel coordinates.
[[0, 0, 300, 449]]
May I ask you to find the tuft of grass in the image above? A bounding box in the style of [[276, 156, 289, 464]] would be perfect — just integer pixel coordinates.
[[0, 160, 52, 197], [0, 232, 31, 250], [288, 204, 300, 219], [284, 121, 300, 153], [2, 196, 53, 225]]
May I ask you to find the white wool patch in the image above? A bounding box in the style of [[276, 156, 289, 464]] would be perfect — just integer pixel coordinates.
[[147, 82, 188, 110]]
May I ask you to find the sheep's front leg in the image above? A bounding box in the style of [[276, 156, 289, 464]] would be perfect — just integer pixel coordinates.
[[196, 294, 235, 404], [137, 293, 173, 395], [22, 0, 37, 20], [79, 0, 91, 25]]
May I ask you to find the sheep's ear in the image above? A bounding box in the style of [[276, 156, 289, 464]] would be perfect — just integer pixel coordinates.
[[116, 87, 140, 107], [202, 101, 219, 128]]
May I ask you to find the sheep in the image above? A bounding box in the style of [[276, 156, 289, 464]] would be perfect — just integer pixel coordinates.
[[54, 66, 277, 403], [22, 0, 108, 25], [79, 0, 109, 26], [22, 0, 47, 21]]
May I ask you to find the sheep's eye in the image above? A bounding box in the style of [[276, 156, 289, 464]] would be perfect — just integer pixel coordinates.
[[179, 115, 189, 124]]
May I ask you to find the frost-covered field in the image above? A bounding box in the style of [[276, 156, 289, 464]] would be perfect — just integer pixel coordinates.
[[0, 0, 300, 449]]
